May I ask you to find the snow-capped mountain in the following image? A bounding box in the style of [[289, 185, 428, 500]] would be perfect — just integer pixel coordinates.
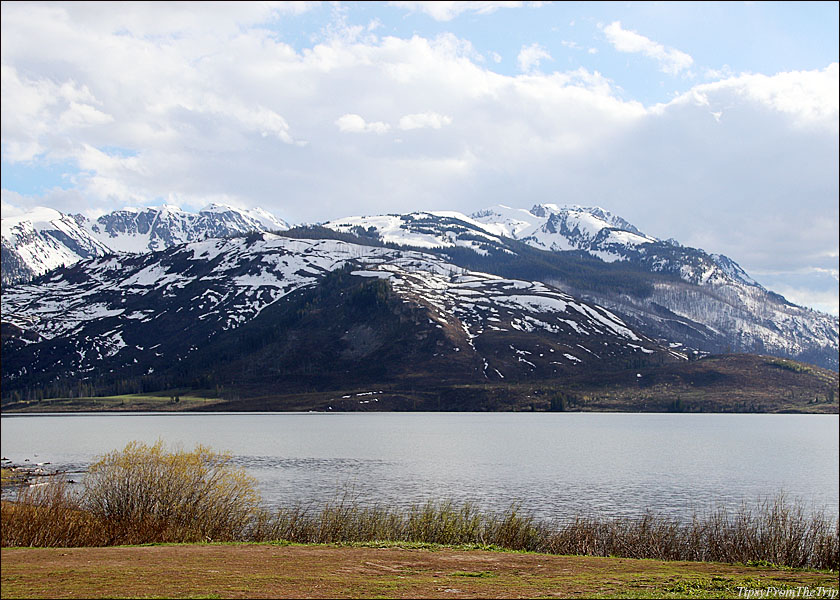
[[87, 203, 289, 253], [325, 211, 510, 255], [323, 206, 838, 369], [471, 204, 756, 285], [1, 204, 289, 286], [1, 208, 112, 287], [1, 234, 680, 403], [3, 204, 839, 380], [472, 204, 649, 253], [471, 204, 837, 368]]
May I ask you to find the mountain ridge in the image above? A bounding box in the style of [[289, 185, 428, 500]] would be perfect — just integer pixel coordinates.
[[320, 207, 838, 369], [1, 234, 684, 402], [1, 203, 289, 286], [2, 202, 837, 372]]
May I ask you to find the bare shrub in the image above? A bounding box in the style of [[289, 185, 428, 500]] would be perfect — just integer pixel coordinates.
[[82, 440, 261, 544], [256, 494, 837, 570], [539, 495, 838, 570], [1, 478, 104, 547]]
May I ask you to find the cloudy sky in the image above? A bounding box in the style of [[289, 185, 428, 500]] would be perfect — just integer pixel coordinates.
[[1, 1, 838, 314]]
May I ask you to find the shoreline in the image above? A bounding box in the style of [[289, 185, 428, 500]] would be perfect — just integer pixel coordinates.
[[3, 406, 839, 414]]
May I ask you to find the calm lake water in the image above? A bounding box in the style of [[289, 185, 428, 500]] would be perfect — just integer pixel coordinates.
[[1, 412, 837, 522]]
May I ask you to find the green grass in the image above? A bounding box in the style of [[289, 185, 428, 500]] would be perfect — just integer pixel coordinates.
[[4, 390, 224, 412], [765, 358, 816, 374]]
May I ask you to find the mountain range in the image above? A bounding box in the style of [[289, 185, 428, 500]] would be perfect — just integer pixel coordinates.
[[1, 203, 289, 286], [1, 202, 837, 412], [323, 205, 838, 370]]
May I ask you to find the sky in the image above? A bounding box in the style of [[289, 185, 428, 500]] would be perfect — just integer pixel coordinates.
[[1, 1, 838, 315]]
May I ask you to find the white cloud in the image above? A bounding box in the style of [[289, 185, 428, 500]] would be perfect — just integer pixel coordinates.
[[1, 190, 27, 218], [659, 63, 839, 130], [335, 114, 391, 134], [733, 64, 839, 128], [388, 1, 528, 21], [776, 286, 839, 316], [57, 101, 114, 130], [782, 291, 839, 316], [398, 112, 452, 130], [0, 66, 53, 161], [704, 65, 734, 80], [561, 41, 599, 56], [214, 103, 296, 143], [517, 43, 552, 73], [601, 21, 693, 75], [1, 3, 836, 313]]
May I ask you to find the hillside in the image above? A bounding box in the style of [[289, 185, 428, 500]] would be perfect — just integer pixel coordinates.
[[1, 234, 679, 405], [4, 203, 836, 370], [323, 209, 839, 370], [2, 231, 836, 413]]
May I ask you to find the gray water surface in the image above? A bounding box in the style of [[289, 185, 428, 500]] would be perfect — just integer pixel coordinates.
[[2, 412, 837, 522]]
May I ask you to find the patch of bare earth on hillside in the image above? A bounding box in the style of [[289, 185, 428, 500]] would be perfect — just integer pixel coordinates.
[[2, 544, 838, 599]]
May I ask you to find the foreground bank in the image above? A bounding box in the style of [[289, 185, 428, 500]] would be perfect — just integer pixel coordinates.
[[2, 542, 839, 600]]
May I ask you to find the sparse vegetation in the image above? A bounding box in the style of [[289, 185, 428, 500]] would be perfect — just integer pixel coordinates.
[[0, 390, 218, 412], [766, 358, 816, 374], [2, 443, 837, 571], [2, 441, 261, 547], [250, 494, 838, 571]]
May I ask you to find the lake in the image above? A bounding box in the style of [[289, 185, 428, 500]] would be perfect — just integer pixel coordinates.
[[1, 412, 837, 523]]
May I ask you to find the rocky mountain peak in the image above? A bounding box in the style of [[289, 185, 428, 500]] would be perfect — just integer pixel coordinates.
[[2, 204, 290, 285]]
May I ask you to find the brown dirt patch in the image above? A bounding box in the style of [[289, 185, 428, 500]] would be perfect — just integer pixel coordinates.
[[2, 543, 838, 599]]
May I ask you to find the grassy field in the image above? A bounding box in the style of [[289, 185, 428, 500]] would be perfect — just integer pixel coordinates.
[[2, 390, 223, 412], [3, 542, 839, 599]]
